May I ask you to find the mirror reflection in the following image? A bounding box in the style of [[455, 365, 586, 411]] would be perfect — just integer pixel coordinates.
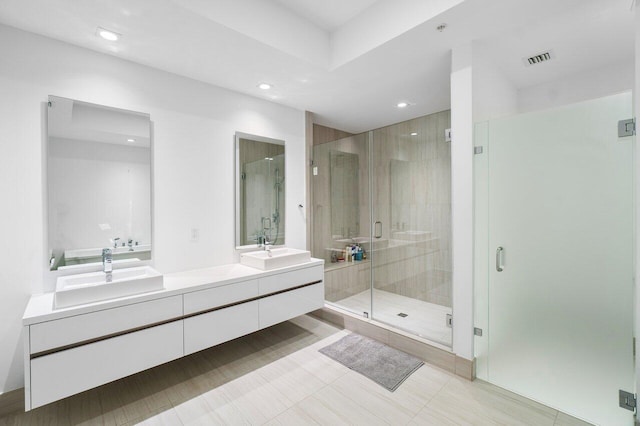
[[330, 150, 359, 238], [47, 95, 152, 271], [236, 133, 285, 248]]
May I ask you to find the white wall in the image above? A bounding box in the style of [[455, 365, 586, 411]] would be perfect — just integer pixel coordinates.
[[468, 41, 519, 373], [0, 24, 306, 394], [472, 43, 518, 122], [518, 62, 635, 113], [450, 43, 474, 361]]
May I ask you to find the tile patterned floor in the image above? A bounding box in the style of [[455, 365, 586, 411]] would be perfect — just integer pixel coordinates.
[[336, 289, 452, 346], [0, 315, 591, 425]]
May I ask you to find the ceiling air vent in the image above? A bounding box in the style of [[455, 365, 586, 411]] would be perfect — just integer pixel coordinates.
[[523, 50, 554, 67]]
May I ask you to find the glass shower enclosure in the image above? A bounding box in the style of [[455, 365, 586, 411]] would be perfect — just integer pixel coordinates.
[[312, 110, 452, 346], [474, 92, 634, 425]]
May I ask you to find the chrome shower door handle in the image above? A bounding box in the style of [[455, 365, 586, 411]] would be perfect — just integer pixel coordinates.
[[374, 221, 382, 239], [496, 246, 504, 272]]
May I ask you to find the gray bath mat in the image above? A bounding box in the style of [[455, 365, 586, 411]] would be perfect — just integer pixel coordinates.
[[319, 333, 423, 391]]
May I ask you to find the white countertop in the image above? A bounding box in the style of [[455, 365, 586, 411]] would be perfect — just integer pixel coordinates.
[[23, 258, 324, 325]]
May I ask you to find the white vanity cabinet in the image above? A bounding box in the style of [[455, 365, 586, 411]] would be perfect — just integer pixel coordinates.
[[258, 267, 324, 328], [23, 260, 324, 410], [30, 321, 183, 410], [25, 296, 184, 410], [183, 279, 260, 355], [183, 264, 325, 355]]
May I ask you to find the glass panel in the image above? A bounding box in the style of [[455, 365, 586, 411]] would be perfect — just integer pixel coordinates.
[[473, 121, 490, 379], [370, 111, 452, 346], [312, 133, 371, 316], [485, 93, 634, 425]]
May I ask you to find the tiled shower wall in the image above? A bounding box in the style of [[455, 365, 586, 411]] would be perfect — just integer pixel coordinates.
[[312, 110, 452, 308]]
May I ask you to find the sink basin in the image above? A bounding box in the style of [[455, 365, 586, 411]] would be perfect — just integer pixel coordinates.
[[54, 266, 164, 309], [58, 258, 140, 271], [240, 248, 311, 271]]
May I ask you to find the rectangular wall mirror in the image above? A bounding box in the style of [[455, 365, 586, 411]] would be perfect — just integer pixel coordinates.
[[235, 132, 285, 249], [47, 95, 152, 271]]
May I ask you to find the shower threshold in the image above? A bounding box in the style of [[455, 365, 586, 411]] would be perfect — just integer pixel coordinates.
[[329, 289, 452, 347]]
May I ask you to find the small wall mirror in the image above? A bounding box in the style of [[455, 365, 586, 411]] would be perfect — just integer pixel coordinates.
[[47, 95, 152, 271], [235, 132, 285, 248]]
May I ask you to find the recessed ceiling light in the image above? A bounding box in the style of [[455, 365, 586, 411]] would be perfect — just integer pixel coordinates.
[[410, 132, 418, 136], [397, 102, 408, 108], [258, 83, 272, 90], [97, 27, 120, 41], [127, 138, 135, 143]]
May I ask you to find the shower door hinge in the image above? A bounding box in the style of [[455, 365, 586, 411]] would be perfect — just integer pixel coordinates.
[[618, 118, 636, 137], [474, 146, 484, 155], [474, 327, 483, 336], [446, 314, 453, 328], [619, 390, 637, 412]]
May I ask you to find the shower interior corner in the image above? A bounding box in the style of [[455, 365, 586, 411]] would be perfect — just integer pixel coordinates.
[[311, 110, 452, 346]]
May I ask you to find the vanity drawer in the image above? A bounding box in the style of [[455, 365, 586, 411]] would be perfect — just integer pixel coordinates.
[[259, 282, 324, 329], [30, 320, 183, 410], [258, 265, 323, 295], [184, 300, 259, 355], [183, 279, 259, 315], [29, 295, 183, 354]]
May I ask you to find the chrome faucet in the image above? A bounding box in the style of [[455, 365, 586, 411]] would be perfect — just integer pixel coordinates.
[[263, 236, 273, 257], [102, 248, 113, 282], [112, 237, 120, 249], [127, 238, 134, 251]]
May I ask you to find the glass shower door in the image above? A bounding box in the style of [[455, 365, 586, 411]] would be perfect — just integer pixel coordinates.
[[484, 92, 634, 425], [312, 132, 371, 316], [370, 112, 452, 345]]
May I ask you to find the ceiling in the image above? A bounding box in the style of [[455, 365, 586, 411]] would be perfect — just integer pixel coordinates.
[[0, 0, 635, 133], [271, 0, 379, 32]]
